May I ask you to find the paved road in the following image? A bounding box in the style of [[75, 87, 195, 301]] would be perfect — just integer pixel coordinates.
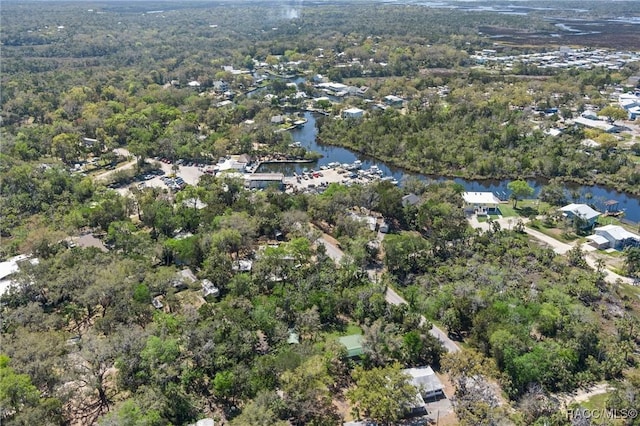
[[318, 234, 461, 353]]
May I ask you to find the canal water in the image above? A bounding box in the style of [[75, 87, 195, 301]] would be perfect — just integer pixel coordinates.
[[258, 111, 640, 223]]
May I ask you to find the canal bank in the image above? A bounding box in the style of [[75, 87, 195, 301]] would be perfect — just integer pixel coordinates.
[[257, 111, 640, 223]]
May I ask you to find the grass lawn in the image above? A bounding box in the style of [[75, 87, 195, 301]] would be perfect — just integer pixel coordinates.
[[500, 199, 550, 218], [324, 323, 363, 339], [573, 392, 609, 410]]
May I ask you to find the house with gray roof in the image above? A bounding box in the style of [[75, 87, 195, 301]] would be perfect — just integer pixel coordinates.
[[588, 224, 640, 250], [559, 203, 601, 229]]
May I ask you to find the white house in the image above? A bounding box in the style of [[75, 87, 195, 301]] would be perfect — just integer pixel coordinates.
[[588, 224, 640, 250], [0, 254, 38, 296], [462, 192, 502, 215], [342, 107, 364, 119], [403, 366, 445, 400]]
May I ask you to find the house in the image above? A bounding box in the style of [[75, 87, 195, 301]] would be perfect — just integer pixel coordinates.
[[384, 95, 404, 107], [462, 192, 502, 215], [213, 80, 229, 93], [187, 81, 201, 88], [403, 366, 446, 401], [338, 334, 364, 358], [245, 173, 284, 190], [342, 107, 364, 120], [559, 203, 601, 229], [271, 115, 285, 125], [573, 116, 618, 133], [172, 268, 197, 291], [0, 254, 38, 296], [74, 233, 109, 252], [402, 193, 420, 207], [232, 259, 253, 272], [82, 137, 99, 148], [202, 279, 220, 300], [588, 225, 640, 250]]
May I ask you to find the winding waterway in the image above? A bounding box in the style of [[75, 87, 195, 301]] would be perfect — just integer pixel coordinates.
[[258, 111, 640, 223]]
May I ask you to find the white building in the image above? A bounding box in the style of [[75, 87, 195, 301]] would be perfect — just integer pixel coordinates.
[[0, 255, 38, 296], [462, 192, 502, 215], [587, 224, 640, 250], [342, 107, 364, 119], [403, 366, 445, 400]]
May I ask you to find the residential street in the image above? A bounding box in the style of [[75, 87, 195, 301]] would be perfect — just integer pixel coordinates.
[[317, 234, 461, 353]]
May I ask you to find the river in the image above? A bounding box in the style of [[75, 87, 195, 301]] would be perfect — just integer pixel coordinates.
[[258, 111, 640, 224]]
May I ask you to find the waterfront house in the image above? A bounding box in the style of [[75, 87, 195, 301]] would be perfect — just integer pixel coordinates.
[[462, 192, 502, 215], [559, 203, 601, 230], [588, 225, 640, 250]]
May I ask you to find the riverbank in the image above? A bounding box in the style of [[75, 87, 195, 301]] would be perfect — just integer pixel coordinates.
[[317, 135, 640, 197]]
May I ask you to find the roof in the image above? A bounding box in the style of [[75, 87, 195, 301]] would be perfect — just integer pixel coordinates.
[[76, 234, 109, 252], [246, 173, 284, 181], [586, 234, 610, 245], [573, 116, 617, 132], [560, 203, 601, 221], [338, 334, 364, 357], [402, 193, 420, 207], [343, 107, 364, 114], [178, 268, 197, 283], [462, 192, 501, 205], [0, 254, 29, 281], [403, 366, 444, 395], [287, 331, 300, 344], [182, 198, 207, 209], [595, 224, 640, 242]]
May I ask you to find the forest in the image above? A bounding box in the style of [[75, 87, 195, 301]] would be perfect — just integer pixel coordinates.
[[1, 1, 640, 425]]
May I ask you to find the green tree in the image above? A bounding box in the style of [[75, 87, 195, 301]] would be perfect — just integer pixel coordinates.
[[624, 247, 640, 277], [507, 180, 534, 209], [599, 105, 628, 122], [347, 363, 417, 424], [52, 133, 81, 165], [0, 354, 40, 419]]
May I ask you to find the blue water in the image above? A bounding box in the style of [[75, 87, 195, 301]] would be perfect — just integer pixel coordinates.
[[259, 111, 640, 224]]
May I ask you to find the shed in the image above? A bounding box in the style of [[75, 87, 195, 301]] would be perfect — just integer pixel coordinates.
[[338, 334, 364, 358]]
